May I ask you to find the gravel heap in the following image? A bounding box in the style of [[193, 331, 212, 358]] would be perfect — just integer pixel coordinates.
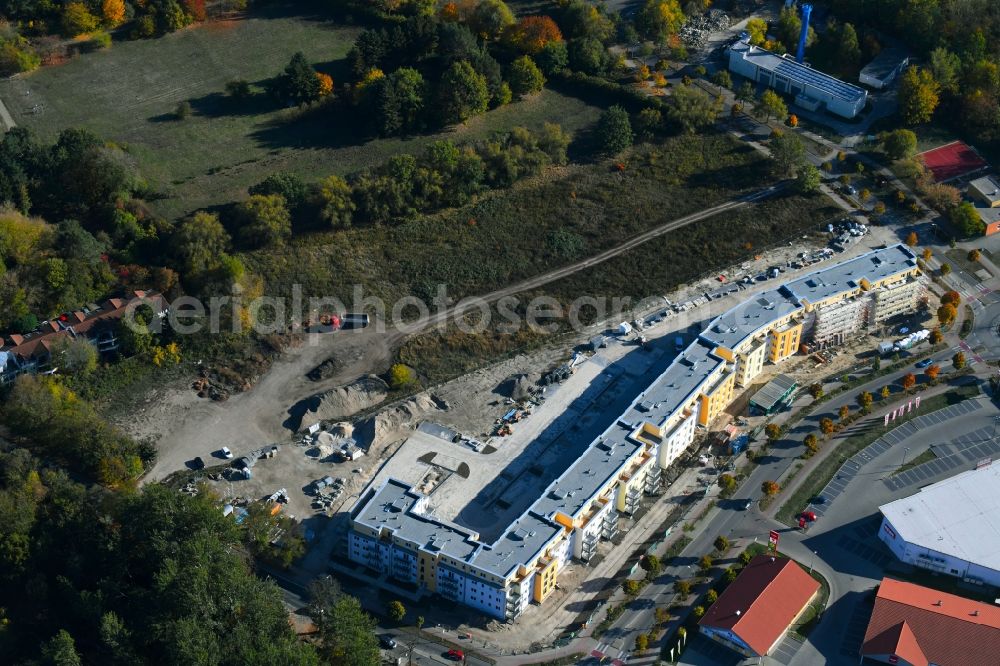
[[680, 10, 732, 49]]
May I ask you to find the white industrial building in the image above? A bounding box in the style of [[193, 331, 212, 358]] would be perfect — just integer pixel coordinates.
[[728, 37, 868, 119], [878, 464, 1000, 588], [859, 48, 909, 89]]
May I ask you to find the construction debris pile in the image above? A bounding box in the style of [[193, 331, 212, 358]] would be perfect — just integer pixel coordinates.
[[680, 10, 731, 49]]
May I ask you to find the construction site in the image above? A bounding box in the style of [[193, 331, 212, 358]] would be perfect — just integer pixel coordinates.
[[148, 210, 942, 650]]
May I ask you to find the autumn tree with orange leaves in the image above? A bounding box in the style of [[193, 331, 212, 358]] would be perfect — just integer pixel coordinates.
[[102, 0, 125, 26], [505, 15, 563, 54]]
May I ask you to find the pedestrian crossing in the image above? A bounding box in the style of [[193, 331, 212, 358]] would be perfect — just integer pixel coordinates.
[[952, 342, 984, 366], [592, 643, 628, 664]]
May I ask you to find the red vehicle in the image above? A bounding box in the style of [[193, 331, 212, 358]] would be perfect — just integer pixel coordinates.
[[446, 649, 465, 661], [802, 510, 818, 522]]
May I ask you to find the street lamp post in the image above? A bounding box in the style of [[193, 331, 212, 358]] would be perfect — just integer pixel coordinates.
[[809, 550, 817, 573], [901, 446, 910, 470]]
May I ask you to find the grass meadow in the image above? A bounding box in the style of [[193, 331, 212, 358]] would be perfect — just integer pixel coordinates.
[[0, 7, 602, 219]]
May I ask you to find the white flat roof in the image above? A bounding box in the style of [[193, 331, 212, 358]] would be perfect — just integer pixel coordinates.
[[880, 464, 1000, 572]]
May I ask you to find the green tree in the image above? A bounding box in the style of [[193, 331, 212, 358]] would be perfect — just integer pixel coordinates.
[[272, 52, 322, 105], [470, 0, 515, 40], [173, 211, 230, 276], [880, 129, 918, 160], [692, 605, 705, 618], [438, 61, 490, 123], [315, 594, 379, 666], [837, 22, 861, 70], [636, 0, 685, 43], [234, 194, 292, 248], [706, 589, 718, 605], [635, 633, 649, 652], [371, 67, 427, 136], [508, 55, 545, 98], [641, 554, 662, 575], [667, 84, 722, 134], [755, 89, 788, 121], [736, 81, 755, 104], [718, 473, 737, 495], [714, 535, 730, 552], [857, 391, 873, 412], [387, 600, 406, 622], [536, 40, 569, 75], [312, 175, 356, 229], [623, 579, 641, 595], [898, 67, 940, 125], [673, 579, 692, 598], [596, 105, 633, 154], [950, 201, 986, 237], [41, 629, 82, 666], [226, 78, 252, 99], [745, 18, 767, 45], [761, 480, 780, 496], [739, 551, 753, 566], [568, 37, 606, 74], [250, 172, 308, 211], [953, 351, 966, 370], [929, 47, 961, 94], [50, 336, 98, 376], [820, 417, 834, 435], [769, 131, 805, 176], [712, 70, 733, 90], [804, 433, 819, 454], [62, 2, 99, 36], [699, 554, 714, 571], [796, 163, 821, 193]]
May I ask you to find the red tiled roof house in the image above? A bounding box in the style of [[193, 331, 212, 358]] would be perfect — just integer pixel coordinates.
[[862, 578, 1000, 665], [698, 554, 820, 657]]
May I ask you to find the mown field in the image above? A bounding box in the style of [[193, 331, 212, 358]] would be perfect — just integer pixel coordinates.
[[241, 132, 772, 306], [0, 7, 602, 219]]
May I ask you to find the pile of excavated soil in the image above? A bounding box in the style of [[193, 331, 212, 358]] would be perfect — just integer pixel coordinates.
[[354, 393, 443, 449], [300, 375, 389, 425]]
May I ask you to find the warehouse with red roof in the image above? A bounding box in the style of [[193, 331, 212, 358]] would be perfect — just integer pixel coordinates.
[[698, 554, 820, 657]]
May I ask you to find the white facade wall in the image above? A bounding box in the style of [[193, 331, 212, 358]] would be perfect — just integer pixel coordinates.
[[878, 516, 1000, 588], [735, 340, 767, 387], [658, 407, 700, 468], [572, 500, 612, 560], [728, 44, 867, 118]]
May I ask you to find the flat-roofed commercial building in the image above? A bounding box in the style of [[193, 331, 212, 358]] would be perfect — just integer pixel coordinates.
[[347, 246, 923, 621], [878, 463, 1000, 588], [728, 37, 868, 118]]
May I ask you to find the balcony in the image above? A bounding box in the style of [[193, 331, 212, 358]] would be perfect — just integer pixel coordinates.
[[624, 488, 641, 514], [602, 511, 619, 540], [644, 466, 662, 494]]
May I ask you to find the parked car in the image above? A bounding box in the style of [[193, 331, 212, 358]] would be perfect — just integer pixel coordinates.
[[446, 649, 465, 661], [221, 447, 233, 459], [802, 510, 818, 522], [812, 495, 827, 505], [379, 635, 397, 649], [915, 359, 932, 369]]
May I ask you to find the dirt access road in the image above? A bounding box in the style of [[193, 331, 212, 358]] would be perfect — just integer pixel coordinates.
[[143, 183, 787, 481]]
